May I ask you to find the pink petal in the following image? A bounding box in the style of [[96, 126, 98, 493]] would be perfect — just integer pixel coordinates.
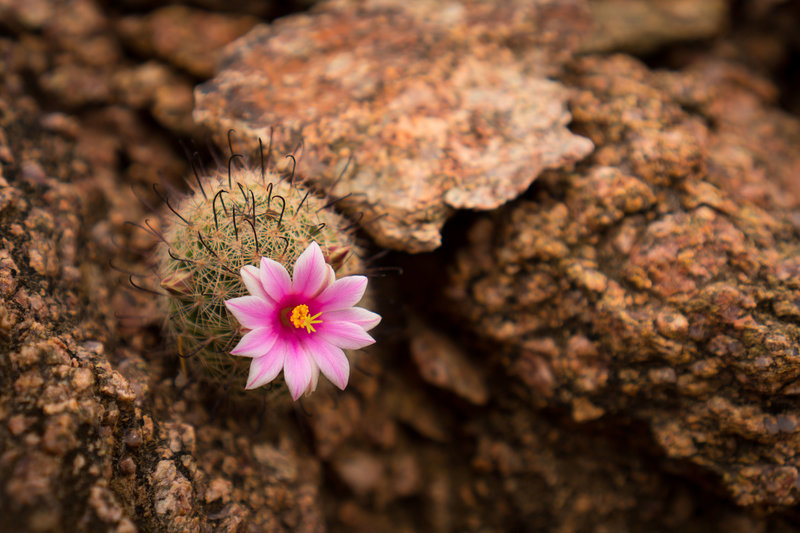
[[260, 257, 292, 301], [305, 337, 350, 390], [324, 307, 382, 331], [241, 265, 272, 302], [225, 296, 273, 330], [292, 242, 328, 297], [230, 327, 276, 357], [308, 358, 320, 394], [323, 265, 336, 291], [283, 340, 314, 400], [317, 320, 376, 350], [245, 346, 286, 389], [315, 275, 368, 312]]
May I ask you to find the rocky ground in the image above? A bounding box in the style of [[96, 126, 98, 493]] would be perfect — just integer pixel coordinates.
[[1, 0, 800, 532]]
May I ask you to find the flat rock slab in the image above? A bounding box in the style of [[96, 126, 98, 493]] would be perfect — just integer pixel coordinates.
[[194, 0, 593, 252]]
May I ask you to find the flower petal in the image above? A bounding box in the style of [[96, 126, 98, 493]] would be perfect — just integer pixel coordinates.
[[323, 265, 336, 290], [230, 327, 276, 357], [305, 337, 350, 390], [283, 340, 314, 401], [316, 275, 368, 312], [324, 307, 382, 331], [292, 242, 328, 297], [318, 320, 376, 350], [307, 358, 320, 395], [260, 257, 292, 301], [225, 296, 273, 330], [245, 346, 286, 389], [241, 265, 272, 302]]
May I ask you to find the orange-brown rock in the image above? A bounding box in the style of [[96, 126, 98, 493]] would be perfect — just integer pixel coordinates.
[[194, 0, 594, 252], [447, 54, 800, 508]]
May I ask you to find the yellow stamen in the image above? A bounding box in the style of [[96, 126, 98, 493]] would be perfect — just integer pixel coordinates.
[[289, 304, 323, 333]]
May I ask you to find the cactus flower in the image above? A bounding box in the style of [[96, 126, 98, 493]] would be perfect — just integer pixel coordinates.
[[224, 242, 380, 400]]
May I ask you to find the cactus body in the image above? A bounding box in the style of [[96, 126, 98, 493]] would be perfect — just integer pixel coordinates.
[[157, 164, 362, 388]]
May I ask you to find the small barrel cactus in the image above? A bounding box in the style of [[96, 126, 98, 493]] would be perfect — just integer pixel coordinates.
[[156, 154, 371, 396]]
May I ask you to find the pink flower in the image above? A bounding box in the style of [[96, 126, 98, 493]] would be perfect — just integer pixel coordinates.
[[224, 242, 380, 400]]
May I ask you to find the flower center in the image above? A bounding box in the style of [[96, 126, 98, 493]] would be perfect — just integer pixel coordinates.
[[289, 304, 323, 333]]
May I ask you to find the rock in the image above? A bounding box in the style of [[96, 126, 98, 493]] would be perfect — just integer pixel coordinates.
[[108, 0, 292, 18], [332, 450, 384, 497], [0, 75, 323, 532], [409, 320, 489, 405], [447, 53, 800, 507], [110, 61, 198, 135], [304, 393, 361, 459], [3, 0, 800, 530], [581, 0, 729, 54], [194, 0, 594, 252], [116, 5, 259, 78]]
